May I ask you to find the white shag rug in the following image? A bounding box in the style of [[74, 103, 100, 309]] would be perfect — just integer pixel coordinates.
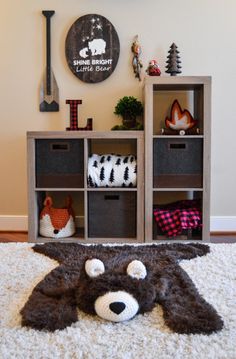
[[0, 243, 235, 359]]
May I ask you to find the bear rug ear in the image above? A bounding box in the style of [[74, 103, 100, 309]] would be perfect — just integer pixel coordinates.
[[127, 260, 147, 279], [85, 258, 105, 278]]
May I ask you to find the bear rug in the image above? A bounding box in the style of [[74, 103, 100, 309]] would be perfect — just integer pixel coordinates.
[[0, 243, 235, 359]]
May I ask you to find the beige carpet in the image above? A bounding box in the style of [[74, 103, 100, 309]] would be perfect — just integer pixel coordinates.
[[0, 243, 235, 359]]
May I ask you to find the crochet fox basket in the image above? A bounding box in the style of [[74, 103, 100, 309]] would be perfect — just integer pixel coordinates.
[[20, 243, 224, 334], [39, 196, 75, 239]]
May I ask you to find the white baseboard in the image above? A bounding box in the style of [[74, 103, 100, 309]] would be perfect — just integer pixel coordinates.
[[210, 216, 236, 232], [0, 215, 235, 232], [0, 215, 84, 232], [0, 216, 28, 231]]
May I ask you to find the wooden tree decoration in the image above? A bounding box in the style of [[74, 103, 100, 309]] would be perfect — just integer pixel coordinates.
[[165, 43, 182, 76]]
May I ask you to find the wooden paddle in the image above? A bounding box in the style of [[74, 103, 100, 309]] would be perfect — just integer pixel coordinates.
[[40, 10, 59, 112]]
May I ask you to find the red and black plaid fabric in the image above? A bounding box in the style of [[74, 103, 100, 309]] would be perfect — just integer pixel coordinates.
[[78, 118, 93, 131], [153, 200, 202, 237], [66, 99, 82, 131]]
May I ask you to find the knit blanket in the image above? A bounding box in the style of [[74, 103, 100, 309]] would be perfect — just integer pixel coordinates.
[[87, 154, 137, 187]]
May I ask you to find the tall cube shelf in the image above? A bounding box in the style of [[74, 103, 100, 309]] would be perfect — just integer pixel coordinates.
[[144, 76, 211, 242], [27, 77, 211, 244], [27, 131, 144, 243]]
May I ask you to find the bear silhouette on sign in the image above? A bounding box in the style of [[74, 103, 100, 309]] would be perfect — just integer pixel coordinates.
[[21, 243, 223, 334], [89, 38, 106, 56], [79, 38, 106, 59]]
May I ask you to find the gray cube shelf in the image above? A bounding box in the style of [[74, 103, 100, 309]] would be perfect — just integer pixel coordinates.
[[27, 131, 144, 243], [144, 76, 211, 242], [27, 77, 211, 244]]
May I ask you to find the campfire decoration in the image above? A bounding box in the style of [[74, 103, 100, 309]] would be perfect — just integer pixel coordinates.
[[163, 100, 198, 135]]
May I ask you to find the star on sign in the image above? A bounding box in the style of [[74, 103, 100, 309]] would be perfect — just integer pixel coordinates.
[[91, 18, 96, 23], [96, 24, 102, 30]]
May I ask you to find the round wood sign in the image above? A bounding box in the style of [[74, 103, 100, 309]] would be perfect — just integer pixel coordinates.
[[65, 14, 120, 83]]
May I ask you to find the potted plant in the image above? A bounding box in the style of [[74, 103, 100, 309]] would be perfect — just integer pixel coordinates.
[[112, 96, 143, 130]]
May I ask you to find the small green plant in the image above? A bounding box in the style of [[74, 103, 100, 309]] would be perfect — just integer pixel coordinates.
[[114, 96, 143, 118], [112, 96, 143, 130]]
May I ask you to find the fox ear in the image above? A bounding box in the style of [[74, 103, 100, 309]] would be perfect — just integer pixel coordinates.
[[65, 196, 73, 208], [44, 196, 53, 207]]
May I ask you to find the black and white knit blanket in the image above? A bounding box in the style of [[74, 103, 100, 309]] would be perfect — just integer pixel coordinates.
[[87, 154, 137, 187]]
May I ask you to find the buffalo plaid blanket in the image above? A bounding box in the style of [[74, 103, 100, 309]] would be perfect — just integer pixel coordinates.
[[153, 200, 202, 237]]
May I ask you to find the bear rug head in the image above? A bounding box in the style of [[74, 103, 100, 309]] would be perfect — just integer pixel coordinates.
[[21, 243, 224, 334]]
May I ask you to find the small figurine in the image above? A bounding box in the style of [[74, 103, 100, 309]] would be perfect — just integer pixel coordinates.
[[131, 35, 143, 81], [146, 60, 161, 76]]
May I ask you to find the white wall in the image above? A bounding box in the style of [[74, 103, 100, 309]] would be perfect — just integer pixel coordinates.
[[0, 0, 236, 228]]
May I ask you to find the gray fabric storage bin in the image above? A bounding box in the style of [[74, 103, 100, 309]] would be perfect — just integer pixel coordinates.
[[153, 138, 203, 188], [88, 191, 136, 238], [36, 139, 84, 188]]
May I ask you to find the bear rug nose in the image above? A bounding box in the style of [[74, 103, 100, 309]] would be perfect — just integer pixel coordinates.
[[109, 302, 126, 314], [95, 291, 139, 322]]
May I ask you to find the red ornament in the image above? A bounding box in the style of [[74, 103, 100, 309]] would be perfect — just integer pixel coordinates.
[[146, 60, 161, 76]]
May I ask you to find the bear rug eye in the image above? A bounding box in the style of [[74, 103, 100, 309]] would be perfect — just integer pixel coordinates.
[[20, 243, 224, 334]]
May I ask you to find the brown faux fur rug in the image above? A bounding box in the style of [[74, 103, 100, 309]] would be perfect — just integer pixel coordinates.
[[20, 242, 223, 334]]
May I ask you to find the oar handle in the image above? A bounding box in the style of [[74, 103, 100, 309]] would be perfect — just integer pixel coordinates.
[[42, 10, 55, 95], [42, 10, 55, 18]]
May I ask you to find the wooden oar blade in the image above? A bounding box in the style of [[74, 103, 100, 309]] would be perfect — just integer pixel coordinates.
[[39, 70, 59, 112]]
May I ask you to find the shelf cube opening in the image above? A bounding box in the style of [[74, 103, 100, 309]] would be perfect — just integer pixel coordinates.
[[88, 191, 137, 238], [152, 191, 203, 241], [88, 139, 138, 188], [153, 137, 203, 188], [153, 84, 204, 135], [37, 191, 85, 239], [88, 138, 137, 156], [36, 139, 84, 188]]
